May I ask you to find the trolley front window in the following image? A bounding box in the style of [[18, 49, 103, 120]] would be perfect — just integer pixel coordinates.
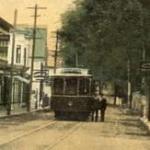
[[65, 78, 77, 95], [53, 78, 63, 95], [79, 78, 90, 95]]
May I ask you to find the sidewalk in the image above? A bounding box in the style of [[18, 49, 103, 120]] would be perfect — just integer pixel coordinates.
[[0, 105, 50, 119], [120, 106, 150, 133]]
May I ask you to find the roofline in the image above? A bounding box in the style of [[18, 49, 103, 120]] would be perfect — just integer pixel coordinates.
[[17, 24, 48, 29], [0, 17, 13, 32]]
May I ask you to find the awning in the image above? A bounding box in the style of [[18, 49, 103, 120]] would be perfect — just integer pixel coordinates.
[[14, 76, 30, 84]]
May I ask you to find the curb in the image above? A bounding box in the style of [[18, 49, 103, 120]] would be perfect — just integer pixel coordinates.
[[0, 107, 51, 120], [119, 107, 150, 133]]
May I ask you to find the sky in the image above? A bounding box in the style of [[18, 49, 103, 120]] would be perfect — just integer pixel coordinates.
[[0, 0, 75, 65]]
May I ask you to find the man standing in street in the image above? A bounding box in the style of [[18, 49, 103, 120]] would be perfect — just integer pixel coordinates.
[[91, 90, 101, 122], [100, 94, 107, 122]]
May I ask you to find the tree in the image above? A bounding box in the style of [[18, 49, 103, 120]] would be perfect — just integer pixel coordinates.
[[60, 0, 150, 105]]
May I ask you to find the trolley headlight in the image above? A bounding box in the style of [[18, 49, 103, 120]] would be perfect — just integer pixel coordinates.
[[68, 101, 73, 107]]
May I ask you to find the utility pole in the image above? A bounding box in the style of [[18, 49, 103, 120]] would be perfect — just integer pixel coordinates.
[[54, 30, 59, 74], [7, 9, 17, 115], [139, 10, 149, 120], [27, 4, 46, 111], [127, 59, 132, 108], [141, 42, 146, 93], [39, 62, 44, 102], [142, 35, 150, 120], [126, 46, 132, 109]]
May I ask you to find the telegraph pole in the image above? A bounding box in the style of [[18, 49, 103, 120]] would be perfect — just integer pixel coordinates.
[[127, 59, 132, 108], [126, 45, 132, 109], [7, 9, 17, 115], [27, 4, 46, 111], [54, 30, 59, 74]]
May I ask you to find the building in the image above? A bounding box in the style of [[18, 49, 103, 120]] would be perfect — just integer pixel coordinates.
[[0, 17, 31, 114], [16, 25, 49, 110], [0, 17, 13, 115], [0, 17, 34, 115], [8, 28, 32, 113], [0, 17, 49, 115]]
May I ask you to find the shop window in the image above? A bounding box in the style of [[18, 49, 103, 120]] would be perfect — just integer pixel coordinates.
[[13, 80, 21, 104]]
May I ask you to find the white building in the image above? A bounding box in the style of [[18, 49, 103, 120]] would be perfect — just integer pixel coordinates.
[[15, 25, 49, 110], [7, 28, 32, 112], [0, 17, 49, 114]]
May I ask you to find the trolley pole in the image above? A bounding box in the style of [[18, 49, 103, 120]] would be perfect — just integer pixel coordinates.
[[27, 4, 46, 111], [7, 9, 17, 115]]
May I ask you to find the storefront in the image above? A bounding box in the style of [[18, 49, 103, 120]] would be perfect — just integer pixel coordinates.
[[0, 65, 11, 115], [0, 62, 30, 115], [0, 17, 13, 115]]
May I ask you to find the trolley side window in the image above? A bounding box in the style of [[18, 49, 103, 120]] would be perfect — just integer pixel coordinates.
[[53, 78, 63, 95], [65, 78, 77, 95]]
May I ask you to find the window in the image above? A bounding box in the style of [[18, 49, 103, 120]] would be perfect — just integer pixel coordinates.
[[0, 41, 8, 47], [79, 78, 90, 95], [16, 45, 21, 63], [13, 80, 21, 103], [65, 78, 77, 95], [53, 78, 64, 95], [0, 40, 8, 59], [0, 47, 7, 59]]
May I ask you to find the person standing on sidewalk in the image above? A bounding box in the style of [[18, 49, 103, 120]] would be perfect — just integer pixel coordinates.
[[100, 94, 107, 122]]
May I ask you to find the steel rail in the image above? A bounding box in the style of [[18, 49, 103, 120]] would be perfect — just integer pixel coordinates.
[[0, 120, 57, 147], [44, 122, 82, 150]]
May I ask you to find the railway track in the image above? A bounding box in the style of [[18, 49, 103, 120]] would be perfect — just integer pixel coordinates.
[[44, 122, 82, 150], [0, 120, 82, 150], [0, 119, 57, 147]]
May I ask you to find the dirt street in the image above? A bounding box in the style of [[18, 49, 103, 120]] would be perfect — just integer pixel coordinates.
[[0, 106, 149, 150]]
